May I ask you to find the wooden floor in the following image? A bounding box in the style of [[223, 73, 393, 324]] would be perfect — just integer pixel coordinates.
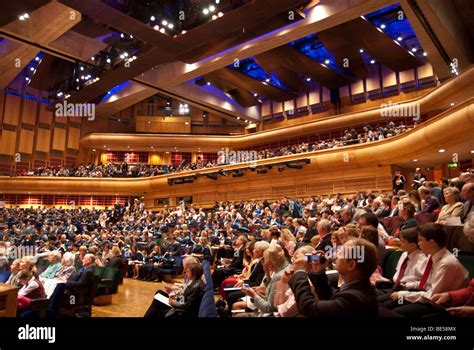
[[92, 278, 179, 317]]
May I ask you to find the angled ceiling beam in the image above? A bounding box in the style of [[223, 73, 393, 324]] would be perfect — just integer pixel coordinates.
[[0, 2, 81, 88]]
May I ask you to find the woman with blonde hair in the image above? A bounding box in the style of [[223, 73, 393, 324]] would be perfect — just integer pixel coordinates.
[[280, 228, 297, 256], [242, 244, 289, 315]]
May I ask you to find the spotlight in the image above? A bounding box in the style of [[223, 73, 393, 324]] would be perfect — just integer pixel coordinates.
[[106, 58, 111, 64], [265, 78, 270, 83], [91, 56, 95, 61], [359, 48, 364, 53], [212, 15, 217, 20], [167, 23, 174, 29], [423, 52, 427, 57], [411, 47, 417, 52], [25, 77, 30, 82], [380, 24, 386, 29], [123, 52, 129, 57], [57, 92, 63, 97], [370, 59, 376, 64], [216, 0, 220, 3], [160, 28, 166, 33], [439, 149, 446, 153], [120, 33, 124, 38], [181, 30, 187, 34], [150, 15, 156, 21], [397, 36, 402, 41], [162, 20, 168, 26], [306, 77, 311, 82], [206, 82, 211, 85], [30, 67, 34, 71], [35, 57, 40, 61], [203, 8, 209, 15], [253, 93, 258, 97], [154, 25, 159, 30], [80, 66, 84, 71], [218, 12, 223, 17], [209, 5, 216, 12], [324, 59, 330, 64]]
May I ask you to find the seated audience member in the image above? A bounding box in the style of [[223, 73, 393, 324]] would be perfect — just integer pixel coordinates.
[[432, 278, 474, 317], [75, 245, 87, 268], [66, 253, 96, 288], [20, 256, 38, 275], [285, 238, 378, 318], [461, 183, 474, 222], [464, 213, 474, 242], [219, 241, 254, 298], [225, 241, 269, 311], [398, 200, 418, 232], [315, 219, 333, 252], [358, 211, 389, 242], [426, 181, 444, 206], [419, 187, 440, 213], [17, 270, 46, 310], [6, 259, 21, 287], [385, 223, 469, 317], [43, 252, 76, 298], [360, 225, 386, 266], [377, 227, 428, 299], [274, 245, 316, 317], [436, 187, 464, 224], [144, 259, 204, 318], [39, 251, 62, 282], [280, 228, 297, 256], [408, 190, 422, 212], [212, 235, 247, 290], [0, 242, 8, 271], [190, 237, 212, 262], [106, 246, 124, 269], [241, 244, 289, 315]]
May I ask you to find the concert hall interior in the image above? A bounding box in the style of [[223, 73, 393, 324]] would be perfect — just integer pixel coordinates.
[[0, 0, 473, 323]]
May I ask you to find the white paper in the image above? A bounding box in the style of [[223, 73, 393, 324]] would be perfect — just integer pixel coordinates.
[[446, 216, 462, 226], [154, 293, 171, 307]]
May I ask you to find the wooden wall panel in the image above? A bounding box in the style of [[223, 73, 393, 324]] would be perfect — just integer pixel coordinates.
[[18, 129, 34, 154], [308, 86, 320, 104], [381, 65, 397, 87], [261, 100, 272, 116], [417, 63, 434, 79], [272, 101, 283, 114], [296, 92, 308, 108], [67, 127, 80, 150], [135, 116, 191, 133], [351, 80, 364, 94], [3, 94, 21, 126], [39, 105, 53, 124], [35, 128, 51, 153], [366, 65, 381, 92], [0, 130, 17, 155], [399, 68, 415, 83], [22, 99, 37, 126], [52, 127, 66, 151], [284, 99, 295, 112]]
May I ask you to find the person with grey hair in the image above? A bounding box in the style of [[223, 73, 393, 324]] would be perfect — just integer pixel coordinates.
[[315, 219, 333, 251], [464, 212, 474, 243], [43, 252, 77, 298], [436, 187, 464, 225], [461, 183, 474, 222], [39, 251, 62, 282], [66, 253, 96, 289]]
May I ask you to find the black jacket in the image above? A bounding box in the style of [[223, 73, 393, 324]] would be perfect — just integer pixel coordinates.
[[244, 260, 265, 287], [315, 234, 332, 252], [107, 256, 124, 269], [66, 265, 95, 288], [289, 271, 378, 318], [169, 279, 205, 318]]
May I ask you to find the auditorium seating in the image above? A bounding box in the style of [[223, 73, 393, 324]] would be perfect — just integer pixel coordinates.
[[198, 260, 217, 318], [93, 266, 122, 306]]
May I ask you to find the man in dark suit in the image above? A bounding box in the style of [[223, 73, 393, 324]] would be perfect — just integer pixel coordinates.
[[66, 253, 96, 288], [212, 235, 247, 290], [393, 170, 406, 194], [412, 168, 426, 190], [315, 219, 332, 252], [285, 238, 378, 318]]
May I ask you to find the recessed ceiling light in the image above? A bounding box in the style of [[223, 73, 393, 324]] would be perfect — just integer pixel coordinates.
[[150, 15, 155, 21], [35, 57, 40, 61], [253, 93, 258, 97], [450, 102, 455, 106], [413, 159, 418, 162], [324, 59, 330, 64], [181, 30, 187, 34], [237, 117, 240, 120], [306, 77, 311, 82], [397, 36, 402, 41], [380, 24, 386, 29], [218, 12, 223, 17], [162, 20, 168, 26], [439, 149, 446, 153], [359, 48, 364, 53], [411, 47, 417, 52], [471, 150, 474, 154], [265, 78, 270, 82], [167, 23, 174, 29], [370, 59, 376, 64], [154, 25, 159, 30], [203, 8, 209, 15], [185, 122, 189, 125], [212, 14, 217, 20], [209, 5, 216, 12], [106, 58, 111, 63], [206, 82, 211, 85], [423, 52, 427, 56], [30, 67, 34, 71]]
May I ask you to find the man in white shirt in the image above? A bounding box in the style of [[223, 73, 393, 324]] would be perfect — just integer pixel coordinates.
[[386, 223, 469, 317]]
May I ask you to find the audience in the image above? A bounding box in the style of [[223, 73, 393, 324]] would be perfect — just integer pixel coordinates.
[[436, 187, 464, 224]]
